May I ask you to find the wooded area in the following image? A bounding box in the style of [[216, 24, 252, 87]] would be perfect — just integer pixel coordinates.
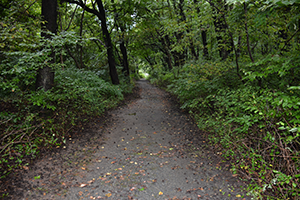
[[0, 0, 299, 199]]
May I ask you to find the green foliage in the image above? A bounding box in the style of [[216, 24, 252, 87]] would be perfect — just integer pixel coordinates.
[[55, 67, 124, 113], [0, 31, 85, 95], [243, 52, 300, 90], [128, 0, 300, 198], [0, 67, 125, 179], [149, 54, 300, 198]]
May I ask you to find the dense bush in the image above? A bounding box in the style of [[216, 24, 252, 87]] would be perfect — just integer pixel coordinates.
[[0, 67, 126, 179]]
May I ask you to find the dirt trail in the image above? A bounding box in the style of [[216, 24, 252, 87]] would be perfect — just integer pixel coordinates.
[[5, 79, 251, 200]]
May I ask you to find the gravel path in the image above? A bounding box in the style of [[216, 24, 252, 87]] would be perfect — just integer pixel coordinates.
[[7, 79, 251, 200]]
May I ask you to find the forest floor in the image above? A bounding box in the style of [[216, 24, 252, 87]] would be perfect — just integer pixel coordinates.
[[1, 79, 252, 200]]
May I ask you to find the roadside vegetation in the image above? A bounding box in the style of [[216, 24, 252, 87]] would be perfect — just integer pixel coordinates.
[[0, 0, 137, 182], [144, 1, 300, 199]]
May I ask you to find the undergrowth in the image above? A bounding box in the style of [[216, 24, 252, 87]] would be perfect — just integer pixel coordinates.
[[0, 67, 128, 180], [147, 57, 300, 199]]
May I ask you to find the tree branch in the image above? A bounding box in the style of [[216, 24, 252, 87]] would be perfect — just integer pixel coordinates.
[[64, 0, 103, 21], [65, 4, 78, 31]]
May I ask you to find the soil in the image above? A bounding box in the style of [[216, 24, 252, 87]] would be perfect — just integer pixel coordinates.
[[1, 79, 251, 200]]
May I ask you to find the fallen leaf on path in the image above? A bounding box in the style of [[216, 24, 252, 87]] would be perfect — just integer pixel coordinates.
[[105, 193, 112, 197], [87, 179, 94, 184], [130, 187, 136, 191], [159, 191, 163, 195], [80, 184, 87, 187], [23, 166, 29, 170]]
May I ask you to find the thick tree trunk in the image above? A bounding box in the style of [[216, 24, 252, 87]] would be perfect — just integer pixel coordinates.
[[96, 0, 119, 85], [36, 0, 57, 91]]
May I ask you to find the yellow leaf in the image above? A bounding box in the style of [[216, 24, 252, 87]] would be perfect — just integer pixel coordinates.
[[105, 193, 112, 197], [159, 191, 163, 195], [236, 194, 241, 197]]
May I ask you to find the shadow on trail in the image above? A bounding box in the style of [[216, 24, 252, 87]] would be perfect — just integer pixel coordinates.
[[5, 80, 251, 200]]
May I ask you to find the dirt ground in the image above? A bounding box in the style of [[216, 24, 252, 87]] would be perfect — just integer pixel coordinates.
[[1, 79, 251, 200]]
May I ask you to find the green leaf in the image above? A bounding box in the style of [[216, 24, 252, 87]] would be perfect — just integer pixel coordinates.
[[34, 175, 41, 179], [295, 174, 300, 178], [292, 183, 297, 187]]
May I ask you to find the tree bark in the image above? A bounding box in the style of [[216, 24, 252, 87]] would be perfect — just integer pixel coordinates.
[[119, 26, 130, 78], [194, 0, 208, 59], [172, 0, 185, 67], [162, 35, 173, 70], [78, 7, 85, 68], [209, 0, 232, 60], [36, 0, 57, 91], [244, 3, 254, 63], [96, 0, 119, 85], [201, 30, 209, 59]]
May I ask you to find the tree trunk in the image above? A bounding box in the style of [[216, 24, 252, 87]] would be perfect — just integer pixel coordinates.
[[201, 30, 209, 59], [36, 0, 57, 91], [244, 3, 254, 63], [119, 26, 130, 78], [194, 0, 208, 59], [96, 0, 119, 85], [172, 0, 185, 67], [211, 0, 232, 60], [78, 8, 85, 68], [162, 35, 173, 70]]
